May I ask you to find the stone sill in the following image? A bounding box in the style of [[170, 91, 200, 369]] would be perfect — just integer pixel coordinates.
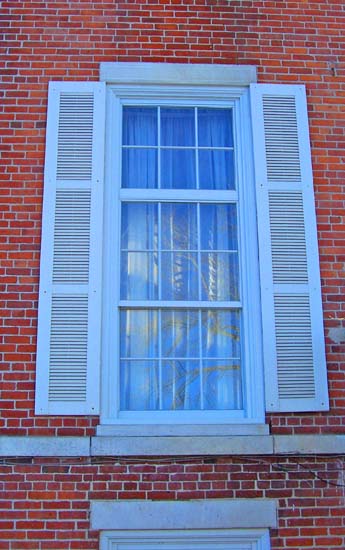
[[1, 434, 345, 457]]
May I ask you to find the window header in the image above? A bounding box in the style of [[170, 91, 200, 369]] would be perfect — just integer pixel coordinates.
[[100, 62, 257, 86]]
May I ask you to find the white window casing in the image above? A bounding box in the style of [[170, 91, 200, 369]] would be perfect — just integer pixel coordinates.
[[100, 529, 272, 550], [35, 65, 329, 419]]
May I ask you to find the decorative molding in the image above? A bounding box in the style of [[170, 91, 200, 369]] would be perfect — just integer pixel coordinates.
[[91, 499, 277, 530], [100, 62, 257, 86]]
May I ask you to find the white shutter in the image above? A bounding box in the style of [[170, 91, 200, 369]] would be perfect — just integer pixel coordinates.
[[35, 82, 105, 414], [250, 84, 329, 412]]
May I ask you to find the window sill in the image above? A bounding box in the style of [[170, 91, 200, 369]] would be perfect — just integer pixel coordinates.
[[92, 425, 272, 456]]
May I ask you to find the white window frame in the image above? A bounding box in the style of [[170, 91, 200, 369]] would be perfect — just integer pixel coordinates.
[[100, 82, 265, 427], [100, 529, 271, 550]]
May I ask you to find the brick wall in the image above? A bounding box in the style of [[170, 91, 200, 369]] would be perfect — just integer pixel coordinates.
[[1, 456, 345, 549], [2, 0, 345, 436], [1, 1, 345, 549]]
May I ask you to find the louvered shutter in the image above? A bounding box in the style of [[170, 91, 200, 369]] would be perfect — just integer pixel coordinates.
[[250, 84, 329, 412], [35, 82, 105, 414]]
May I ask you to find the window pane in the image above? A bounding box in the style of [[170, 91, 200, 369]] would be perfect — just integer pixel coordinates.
[[162, 359, 200, 410], [202, 310, 240, 358], [198, 108, 233, 147], [121, 203, 158, 251], [161, 149, 196, 189], [201, 252, 239, 301], [202, 359, 242, 410], [199, 149, 235, 190], [120, 310, 158, 358], [161, 108, 195, 146], [162, 310, 199, 357], [122, 149, 157, 189], [200, 204, 238, 251], [120, 360, 159, 410], [161, 203, 197, 250], [120, 252, 158, 300], [123, 107, 157, 146], [161, 252, 199, 300]]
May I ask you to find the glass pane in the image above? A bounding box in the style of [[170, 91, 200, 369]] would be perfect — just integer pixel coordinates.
[[122, 107, 157, 146], [162, 310, 199, 357], [203, 360, 242, 410], [122, 149, 157, 189], [199, 150, 234, 190], [161, 108, 195, 146], [161, 149, 196, 189], [120, 360, 159, 410], [120, 252, 158, 300], [161, 252, 199, 300], [201, 252, 239, 301], [120, 310, 158, 358], [202, 310, 240, 358], [198, 108, 233, 148], [162, 360, 200, 410], [121, 203, 158, 251], [161, 203, 197, 250], [200, 204, 238, 251]]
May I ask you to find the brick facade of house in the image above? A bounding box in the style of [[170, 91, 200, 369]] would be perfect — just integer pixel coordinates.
[[1, 1, 345, 548]]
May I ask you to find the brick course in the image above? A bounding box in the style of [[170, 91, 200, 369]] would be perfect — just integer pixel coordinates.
[[1, 456, 345, 549]]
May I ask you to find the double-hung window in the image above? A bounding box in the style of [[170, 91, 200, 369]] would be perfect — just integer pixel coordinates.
[[35, 63, 329, 427], [117, 102, 252, 421], [102, 83, 263, 425]]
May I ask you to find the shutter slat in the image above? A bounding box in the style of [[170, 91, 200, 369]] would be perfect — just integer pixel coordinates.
[[251, 83, 329, 412], [35, 82, 105, 415]]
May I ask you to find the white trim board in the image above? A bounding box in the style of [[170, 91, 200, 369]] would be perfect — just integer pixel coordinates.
[[100, 529, 271, 550]]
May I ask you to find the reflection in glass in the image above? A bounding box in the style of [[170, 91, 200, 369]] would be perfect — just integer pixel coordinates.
[[200, 204, 238, 251], [202, 310, 240, 358], [120, 252, 158, 300], [161, 203, 197, 251], [162, 310, 199, 357], [203, 360, 242, 410], [121, 203, 158, 251], [120, 360, 159, 410], [162, 360, 200, 410], [120, 309, 158, 358], [201, 252, 239, 301], [161, 252, 199, 300]]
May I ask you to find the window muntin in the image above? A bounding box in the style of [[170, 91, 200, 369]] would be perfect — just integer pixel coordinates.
[[119, 106, 242, 414]]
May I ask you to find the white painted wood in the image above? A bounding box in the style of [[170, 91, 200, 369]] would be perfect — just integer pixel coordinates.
[[101, 83, 265, 425], [100, 529, 271, 550], [100, 62, 257, 86], [250, 83, 329, 412], [35, 82, 106, 414], [92, 500, 277, 530]]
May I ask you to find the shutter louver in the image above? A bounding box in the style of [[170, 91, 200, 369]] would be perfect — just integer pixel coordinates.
[[35, 82, 105, 415], [250, 84, 329, 412]]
